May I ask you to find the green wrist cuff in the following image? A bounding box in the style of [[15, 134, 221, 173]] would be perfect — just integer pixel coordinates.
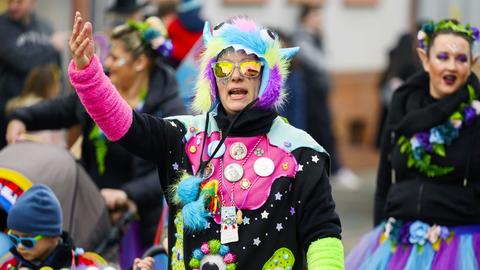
[[307, 237, 344, 270]]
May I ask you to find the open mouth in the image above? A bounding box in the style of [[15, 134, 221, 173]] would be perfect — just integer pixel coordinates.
[[228, 88, 248, 97], [443, 75, 457, 86]]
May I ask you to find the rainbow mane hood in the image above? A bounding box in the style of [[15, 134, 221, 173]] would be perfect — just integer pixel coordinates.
[[192, 16, 299, 113]]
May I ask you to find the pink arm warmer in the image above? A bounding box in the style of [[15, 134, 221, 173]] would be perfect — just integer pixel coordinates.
[[68, 55, 132, 141]]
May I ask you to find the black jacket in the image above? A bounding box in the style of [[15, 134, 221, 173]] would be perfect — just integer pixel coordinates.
[[118, 105, 341, 269], [374, 71, 480, 226], [9, 63, 186, 244]]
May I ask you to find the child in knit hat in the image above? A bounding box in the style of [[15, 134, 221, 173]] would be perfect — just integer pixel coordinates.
[[0, 184, 109, 269]]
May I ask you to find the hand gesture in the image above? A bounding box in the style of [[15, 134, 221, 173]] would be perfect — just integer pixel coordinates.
[[101, 188, 138, 224], [69, 12, 94, 70], [101, 188, 129, 210], [6, 120, 27, 144], [133, 257, 155, 270]]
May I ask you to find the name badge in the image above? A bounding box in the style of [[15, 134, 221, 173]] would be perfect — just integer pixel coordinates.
[[220, 206, 239, 244]]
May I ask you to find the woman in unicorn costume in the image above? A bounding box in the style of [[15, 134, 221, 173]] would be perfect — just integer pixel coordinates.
[[69, 12, 343, 269]]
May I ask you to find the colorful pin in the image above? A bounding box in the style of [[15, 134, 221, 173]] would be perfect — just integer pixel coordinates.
[[254, 147, 264, 157], [224, 163, 244, 182], [229, 142, 248, 160], [240, 178, 251, 190], [202, 162, 215, 179]]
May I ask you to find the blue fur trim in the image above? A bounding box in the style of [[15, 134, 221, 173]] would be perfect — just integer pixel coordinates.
[[219, 245, 230, 256], [220, 27, 268, 57], [193, 248, 204, 259], [176, 175, 203, 205], [182, 196, 210, 231], [258, 58, 270, 97]]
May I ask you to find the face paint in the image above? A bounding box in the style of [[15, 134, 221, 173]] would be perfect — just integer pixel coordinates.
[[447, 43, 459, 53], [456, 54, 468, 63], [426, 34, 472, 99], [219, 77, 228, 86], [436, 52, 448, 60], [434, 52, 469, 64], [215, 50, 261, 115], [116, 57, 126, 67]]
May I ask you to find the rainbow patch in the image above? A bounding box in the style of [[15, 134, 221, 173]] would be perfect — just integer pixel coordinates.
[[0, 168, 33, 212]]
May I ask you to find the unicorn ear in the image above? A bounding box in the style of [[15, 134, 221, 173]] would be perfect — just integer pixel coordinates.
[[202, 21, 212, 45], [280, 47, 300, 59]]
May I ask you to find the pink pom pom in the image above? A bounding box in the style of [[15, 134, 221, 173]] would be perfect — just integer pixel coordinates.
[[224, 253, 236, 264], [201, 243, 210, 254]]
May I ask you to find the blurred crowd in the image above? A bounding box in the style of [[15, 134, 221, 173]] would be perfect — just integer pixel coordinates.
[[2, 0, 475, 269], [0, 0, 398, 268]]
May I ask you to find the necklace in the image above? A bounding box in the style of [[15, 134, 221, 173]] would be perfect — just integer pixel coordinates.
[[219, 136, 264, 210], [218, 134, 264, 244]]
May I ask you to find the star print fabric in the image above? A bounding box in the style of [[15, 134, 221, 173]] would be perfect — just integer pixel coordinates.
[[117, 110, 341, 269]]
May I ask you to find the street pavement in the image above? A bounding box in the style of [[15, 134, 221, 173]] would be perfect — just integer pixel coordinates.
[[332, 168, 377, 254]]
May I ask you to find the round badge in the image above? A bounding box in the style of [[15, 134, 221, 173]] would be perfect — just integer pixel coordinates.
[[253, 157, 275, 177], [207, 140, 226, 158], [223, 163, 244, 182], [202, 162, 215, 179], [189, 145, 197, 153], [229, 142, 248, 160]]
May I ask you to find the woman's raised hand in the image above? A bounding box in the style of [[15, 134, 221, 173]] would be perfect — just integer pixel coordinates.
[[69, 12, 94, 70]]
